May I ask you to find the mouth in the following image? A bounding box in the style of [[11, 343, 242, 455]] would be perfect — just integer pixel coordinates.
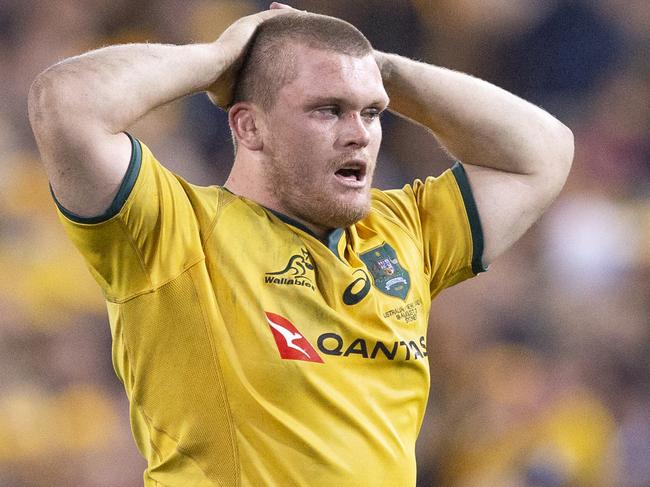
[[334, 160, 368, 188]]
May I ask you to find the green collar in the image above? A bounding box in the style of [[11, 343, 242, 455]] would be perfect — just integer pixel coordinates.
[[221, 187, 344, 258]]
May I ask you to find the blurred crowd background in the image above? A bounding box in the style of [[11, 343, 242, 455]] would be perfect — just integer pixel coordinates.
[[1, 0, 648, 486]]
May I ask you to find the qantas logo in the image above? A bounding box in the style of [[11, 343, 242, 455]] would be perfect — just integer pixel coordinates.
[[265, 312, 324, 363], [265, 312, 427, 363]]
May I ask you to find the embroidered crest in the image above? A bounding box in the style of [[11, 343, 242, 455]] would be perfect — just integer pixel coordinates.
[[359, 243, 410, 300]]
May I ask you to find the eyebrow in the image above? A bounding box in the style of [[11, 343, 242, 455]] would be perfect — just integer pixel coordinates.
[[304, 95, 390, 108]]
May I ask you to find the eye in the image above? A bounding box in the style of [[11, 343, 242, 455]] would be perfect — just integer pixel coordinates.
[[362, 108, 383, 121], [317, 106, 340, 117]]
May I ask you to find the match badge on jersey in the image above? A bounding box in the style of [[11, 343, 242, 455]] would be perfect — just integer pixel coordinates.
[[359, 243, 410, 300], [264, 312, 324, 363]]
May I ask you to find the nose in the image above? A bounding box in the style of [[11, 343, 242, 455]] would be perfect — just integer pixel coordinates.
[[337, 112, 371, 149]]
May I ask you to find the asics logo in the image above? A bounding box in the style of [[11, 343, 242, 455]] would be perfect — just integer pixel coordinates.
[[342, 269, 371, 305]]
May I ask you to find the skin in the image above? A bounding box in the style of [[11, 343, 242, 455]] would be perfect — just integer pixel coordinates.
[[28, 2, 573, 268], [25, 5, 575, 479], [28, 6, 293, 220], [373, 51, 573, 264], [225, 45, 389, 235]]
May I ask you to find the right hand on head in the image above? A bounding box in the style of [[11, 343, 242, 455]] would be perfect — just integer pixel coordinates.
[[206, 4, 295, 109]]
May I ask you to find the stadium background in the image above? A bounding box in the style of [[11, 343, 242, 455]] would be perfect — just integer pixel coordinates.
[[0, 0, 648, 485]]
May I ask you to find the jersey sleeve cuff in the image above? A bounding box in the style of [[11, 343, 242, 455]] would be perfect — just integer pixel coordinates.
[[51, 132, 143, 224], [451, 161, 487, 274]]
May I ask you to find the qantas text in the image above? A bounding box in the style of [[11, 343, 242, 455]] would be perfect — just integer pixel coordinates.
[[316, 334, 428, 361]]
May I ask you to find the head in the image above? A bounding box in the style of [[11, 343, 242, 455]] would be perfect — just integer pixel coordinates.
[[227, 13, 389, 235]]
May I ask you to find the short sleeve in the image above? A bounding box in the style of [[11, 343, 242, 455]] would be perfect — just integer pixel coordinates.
[[53, 134, 206, 302], [373, 162, 486, 297]]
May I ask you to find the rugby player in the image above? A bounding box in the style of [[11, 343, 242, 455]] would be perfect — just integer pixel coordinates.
[[28, 3, 573, 485]]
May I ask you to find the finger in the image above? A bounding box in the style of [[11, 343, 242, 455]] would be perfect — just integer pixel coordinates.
[[270, 2, 297, 10], [257, 7, 294, 21]]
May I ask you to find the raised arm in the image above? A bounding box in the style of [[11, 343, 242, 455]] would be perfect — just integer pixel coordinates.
[[374, 52, 574, 266], [27, 7, 289, 218]]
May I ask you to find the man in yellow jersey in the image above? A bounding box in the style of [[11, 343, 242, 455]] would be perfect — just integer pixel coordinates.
[[28, 2, 573, 486]]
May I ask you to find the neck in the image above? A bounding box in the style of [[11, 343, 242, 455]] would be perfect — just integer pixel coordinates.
[[225, 158, 332, 241]]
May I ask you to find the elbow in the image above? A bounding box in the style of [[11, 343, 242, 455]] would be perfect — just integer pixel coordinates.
[[28, 66, 81, 142], [525, 119, 574, 203], [28, 74, 46, 126], [542, 119, 574, 192], [555, 121, 574, 187], [557, 121, 575, 172], [28, 69, 59, 133]]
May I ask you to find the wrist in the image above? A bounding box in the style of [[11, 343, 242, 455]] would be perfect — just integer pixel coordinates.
[[373, 50, 394, 81], [202, 40, 235, 83]]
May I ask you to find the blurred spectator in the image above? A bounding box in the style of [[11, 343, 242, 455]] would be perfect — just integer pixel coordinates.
[[496, 1, 625, 115], [433, 344, 617, 486], [1, 0, 648, 485]]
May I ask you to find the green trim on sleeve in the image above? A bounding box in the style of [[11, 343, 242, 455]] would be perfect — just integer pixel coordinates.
[[51, 132, 143, 224], [451, 161, 487, 274]]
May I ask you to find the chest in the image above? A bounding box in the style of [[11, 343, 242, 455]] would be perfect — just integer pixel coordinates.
[[205, 212, 431, 368]]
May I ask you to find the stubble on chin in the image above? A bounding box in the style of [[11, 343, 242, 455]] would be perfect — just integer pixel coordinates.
[[293, 186, 371, 230], [270, 175, 371, 229], [265, 153, 373, 230]]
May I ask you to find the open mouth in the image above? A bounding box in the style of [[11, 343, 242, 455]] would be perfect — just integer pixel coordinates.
[[334, 161, 367, 186], [335, 168, 362, 181]]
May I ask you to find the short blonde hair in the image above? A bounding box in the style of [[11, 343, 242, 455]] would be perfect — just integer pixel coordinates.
[[231, 12, 373, 111]]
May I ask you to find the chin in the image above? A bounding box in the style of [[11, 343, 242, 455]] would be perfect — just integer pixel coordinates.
[[312, 199, 371, 229], [282, 184, 371, 230]]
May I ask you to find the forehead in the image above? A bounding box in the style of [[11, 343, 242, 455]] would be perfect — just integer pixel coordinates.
[[280, 45, 387, 106]]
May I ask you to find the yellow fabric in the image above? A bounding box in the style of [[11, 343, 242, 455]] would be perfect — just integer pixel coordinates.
[[56, 139, 478, 486]]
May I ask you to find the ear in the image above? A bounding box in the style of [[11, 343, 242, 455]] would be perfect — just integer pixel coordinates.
[[228, 102, 264, 151]]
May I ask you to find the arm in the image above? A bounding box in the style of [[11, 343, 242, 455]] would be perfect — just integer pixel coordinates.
[[28, 7, 289, 218], [374, 52, 574, 266]]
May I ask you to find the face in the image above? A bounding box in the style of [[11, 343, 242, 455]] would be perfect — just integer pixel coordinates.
[[259, 45, 389, 233]]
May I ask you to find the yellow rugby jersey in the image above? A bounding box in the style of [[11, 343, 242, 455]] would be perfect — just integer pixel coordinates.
[[54, 134, 485, 487]]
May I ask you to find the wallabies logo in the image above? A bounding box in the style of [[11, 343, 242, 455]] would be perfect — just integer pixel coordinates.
[[265, 248, 316, 291]]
